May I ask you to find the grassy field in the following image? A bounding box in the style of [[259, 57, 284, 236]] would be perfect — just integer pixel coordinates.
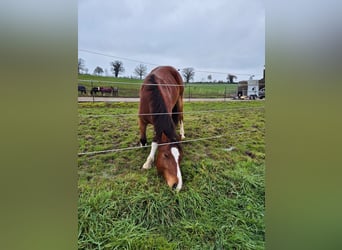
[[78, 100, 265, 249], [78, 74, 238, 98]]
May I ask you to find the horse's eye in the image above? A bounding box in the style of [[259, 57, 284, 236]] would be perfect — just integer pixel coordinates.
[[163, 153, 169, 158]]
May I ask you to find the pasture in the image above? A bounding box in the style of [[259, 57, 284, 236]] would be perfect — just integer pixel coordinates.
[[78, 74, 238, 98], [78, 100, 265, 249]]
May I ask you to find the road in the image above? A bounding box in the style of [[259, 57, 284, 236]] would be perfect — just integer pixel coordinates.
[[78, 97, 247, 102]]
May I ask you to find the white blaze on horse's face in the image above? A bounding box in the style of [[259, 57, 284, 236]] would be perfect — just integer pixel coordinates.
[[171, 147, 183, 191]]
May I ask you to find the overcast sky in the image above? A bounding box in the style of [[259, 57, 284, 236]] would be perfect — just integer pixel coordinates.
[[78, 0, 265, 82]]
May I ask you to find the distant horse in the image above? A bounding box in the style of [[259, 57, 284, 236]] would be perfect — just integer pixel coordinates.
[[100, 86, 118, 97], [112, 87, 119, 96], [78, 85, 87, 95], [90, 87, 100, 96], [139, 66, 185, 191], [112, 87, 119, 97], [91, 86, 118, 96]]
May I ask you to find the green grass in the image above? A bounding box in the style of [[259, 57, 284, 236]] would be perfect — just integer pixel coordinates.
[[78, 100, 265, 249], [78, 74, 237, 98]]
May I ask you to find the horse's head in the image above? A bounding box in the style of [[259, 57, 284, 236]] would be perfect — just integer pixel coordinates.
[[156, 134, 183, 191]]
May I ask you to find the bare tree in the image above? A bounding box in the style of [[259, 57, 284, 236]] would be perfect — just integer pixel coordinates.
[[227, 74, 237, 83], [134, 64, 147, 80], [93, 66, 104, 76], [78, 58, 85, 74], [110, 60, 125, 77], [182, 67, 195, 83]]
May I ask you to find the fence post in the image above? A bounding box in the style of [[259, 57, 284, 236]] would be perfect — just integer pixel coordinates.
[[224, 86, 227, 101], [91, 81, 94, 103], [188, 85, 191, 102]]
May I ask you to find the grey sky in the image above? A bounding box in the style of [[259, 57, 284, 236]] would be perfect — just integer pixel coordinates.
[[78, 0, 265, 82]]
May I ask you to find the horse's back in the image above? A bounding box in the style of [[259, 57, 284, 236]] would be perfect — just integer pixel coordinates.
[[144, 66, 184, 102], [139, 66, 183, 125], [149, 66, 183, 91]]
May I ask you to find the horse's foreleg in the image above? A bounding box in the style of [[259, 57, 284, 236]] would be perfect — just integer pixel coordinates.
[[139, 119, 148, 146], [142, 128, 160, 169], [142, 141, 157, 169]]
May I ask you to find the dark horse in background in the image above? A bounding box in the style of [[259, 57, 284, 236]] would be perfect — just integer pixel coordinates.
[[139, 66, 185, 191], [91, 86, 118, 97], [78, 85, 87, 95]]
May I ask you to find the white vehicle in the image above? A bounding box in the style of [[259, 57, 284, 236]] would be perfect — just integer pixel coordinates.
[[247, 80, 259, 99], [237, 80, 265, 100]]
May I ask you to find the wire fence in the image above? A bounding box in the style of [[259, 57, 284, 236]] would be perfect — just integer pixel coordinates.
[[78, 104, 265, 157], [78, 79, 241, 100], [78, 49, 265, 157], [77, 130, 262, 156], [78, 106, 265, 118]]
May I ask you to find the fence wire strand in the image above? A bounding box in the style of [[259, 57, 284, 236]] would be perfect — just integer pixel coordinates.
[[77, 130, 259, 156], [79, 106, 265, 118]]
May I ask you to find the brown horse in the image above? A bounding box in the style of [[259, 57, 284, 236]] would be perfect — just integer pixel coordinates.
[[139, 66, 185, 191], [100, 86, 118, 96], [90, 86, 119, 96]]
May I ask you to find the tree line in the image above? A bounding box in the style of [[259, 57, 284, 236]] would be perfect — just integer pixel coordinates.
[[78, 58, 238, 83]]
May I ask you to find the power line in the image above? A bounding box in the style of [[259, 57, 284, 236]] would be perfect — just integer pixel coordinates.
[[194, 69, 253, 76], [78, 49, 260, 77], [79, 49, 159, 66]]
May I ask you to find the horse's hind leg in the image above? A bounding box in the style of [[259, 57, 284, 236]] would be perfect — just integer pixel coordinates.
[[175, 98, 185, 139], [180, 120, 185, 139]]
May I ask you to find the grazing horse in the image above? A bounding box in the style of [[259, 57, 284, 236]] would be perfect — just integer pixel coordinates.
[[139, 66, 185, 191], [90, 87, 100, 96], [91, 86, 119, 96], [112, 87, 119, 97], [78, 85, 87, 95], [100, 86, 113, 96]]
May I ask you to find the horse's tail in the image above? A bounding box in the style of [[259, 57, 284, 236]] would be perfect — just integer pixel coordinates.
[[146, 74, 177, 142], [172, 105, 180, 125]]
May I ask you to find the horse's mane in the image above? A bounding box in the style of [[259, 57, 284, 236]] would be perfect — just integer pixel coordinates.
[[145, 74, 178, 143]]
